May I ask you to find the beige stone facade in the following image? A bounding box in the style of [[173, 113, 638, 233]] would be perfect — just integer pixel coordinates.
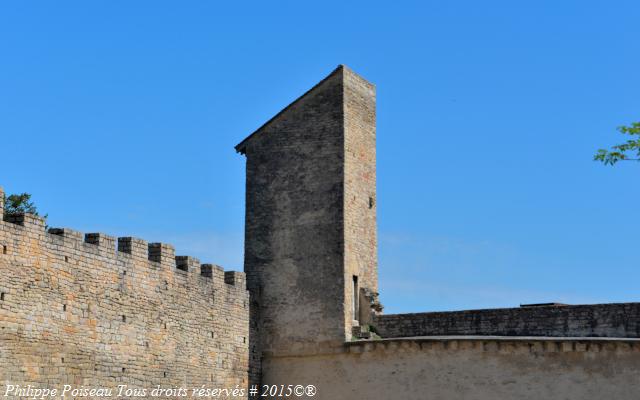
[[265, 337, 640, 400], [0, 202, 249, 398]]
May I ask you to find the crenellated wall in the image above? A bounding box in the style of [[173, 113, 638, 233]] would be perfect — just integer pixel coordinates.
[[0, 186, 249, 397]]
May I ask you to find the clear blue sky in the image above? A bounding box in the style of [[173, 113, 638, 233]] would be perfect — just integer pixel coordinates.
[[1, 1, 639, 313]]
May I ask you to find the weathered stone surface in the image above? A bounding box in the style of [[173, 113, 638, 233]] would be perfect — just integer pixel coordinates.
[[0, 213, 249, 396], [236, 65, 378, 385], [264, 337, 640, 400], [373, 303, 640, 338]]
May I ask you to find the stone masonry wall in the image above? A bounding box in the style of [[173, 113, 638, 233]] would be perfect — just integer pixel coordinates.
[[374, 303, 640, 339], [264, 336, 640, 400], [343, 67, 377, 336], [239, 66, 347, 366], [0, 187, 249, 398], [236, 65, 379, 386]]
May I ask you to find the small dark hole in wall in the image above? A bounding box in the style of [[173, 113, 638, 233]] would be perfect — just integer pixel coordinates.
[[369, 196, 375, 209], [61, 358, 64, 363], [243, 337, 246, 343], [123, 270, 127, 276], [164, 322, 167, 329], [122, 367, 126, 373], [0, 293, 4, 301], [122, 315, 126, 322], [2, 245, 6, 254], [63, 304, 66, 312], [211, 331, 214, 338], [163, 372, 167, 378], [64, 256, 69, 263]]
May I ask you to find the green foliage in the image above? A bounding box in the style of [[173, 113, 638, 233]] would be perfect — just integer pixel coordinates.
[[2, 192, 47, 219], [594, 122, 640, 165]]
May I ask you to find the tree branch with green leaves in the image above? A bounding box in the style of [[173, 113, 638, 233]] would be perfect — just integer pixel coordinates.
[[594, 122, 640, 165], [2, 192, 47, 220]]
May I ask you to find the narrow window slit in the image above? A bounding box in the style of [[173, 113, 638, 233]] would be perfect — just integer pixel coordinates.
[[352, 275, 359, 321]]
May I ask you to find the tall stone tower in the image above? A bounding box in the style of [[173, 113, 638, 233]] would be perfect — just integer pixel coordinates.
[[235, 65, 377, 384]]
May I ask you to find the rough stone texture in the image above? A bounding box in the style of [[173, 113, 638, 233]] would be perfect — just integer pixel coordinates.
[[264, 337, 640, 400], [236, 65, 379, 385], [0, 211, 249, 397], [373, 303, 640, 339], [343, 67, 377, 334], [238, 67, 345, 385]]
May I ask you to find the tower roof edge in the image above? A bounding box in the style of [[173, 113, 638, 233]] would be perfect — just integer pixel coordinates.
[[234, 64, 374, 155]]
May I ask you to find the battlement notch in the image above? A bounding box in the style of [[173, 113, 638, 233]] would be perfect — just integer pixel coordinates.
[[49, 227, 84, 243], [176, 255, 200, 274], [85, 233, 116, 251], [201, 263, 225, 282], [148, 242, 176, 266], [4, 212, 46, 231], [224, 271, 246, 287], [118, 237, 148, 260]]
